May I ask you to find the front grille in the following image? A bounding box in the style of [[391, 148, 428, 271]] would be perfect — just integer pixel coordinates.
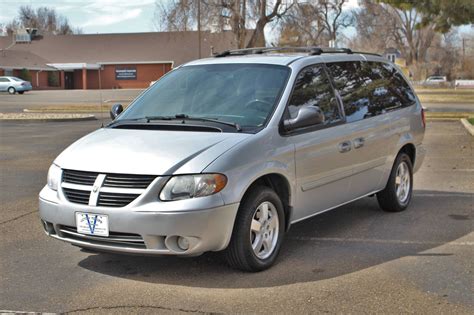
[[61, 169, 157, 208], [59, 225, 146, 249], [63, 187, 90, 205], [103, 173, 156, 189], [97, 192, 141, 207], [63, 169, 98, 185]]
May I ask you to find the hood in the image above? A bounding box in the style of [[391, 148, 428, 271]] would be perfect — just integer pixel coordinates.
[[55, 128, 250, 175]]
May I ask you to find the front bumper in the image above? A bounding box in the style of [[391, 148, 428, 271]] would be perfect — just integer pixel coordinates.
[[39, 186, 239, 256]]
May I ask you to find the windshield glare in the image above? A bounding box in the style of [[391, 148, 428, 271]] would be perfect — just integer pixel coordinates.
[[118, 64, 290, 128]]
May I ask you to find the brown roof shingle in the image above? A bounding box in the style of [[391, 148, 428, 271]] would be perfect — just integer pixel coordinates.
[[0, 31, 238, 68]]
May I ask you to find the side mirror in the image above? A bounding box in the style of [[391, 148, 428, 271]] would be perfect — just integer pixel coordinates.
[[283, 106, 325, 131], [110, 103, 123, 120]]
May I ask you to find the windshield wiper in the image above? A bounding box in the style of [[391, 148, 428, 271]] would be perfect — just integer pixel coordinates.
[[146, 114, 242, 131]]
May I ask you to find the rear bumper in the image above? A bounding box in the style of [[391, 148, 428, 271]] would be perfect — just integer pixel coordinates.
[[16, 86, 32, 92], [39, 186, 239, 256]]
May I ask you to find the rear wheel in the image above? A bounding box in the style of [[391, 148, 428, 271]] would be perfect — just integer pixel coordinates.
[[225, 186, 285, 271], [377, 153, 413, 212], [8, 87, 16, 94]]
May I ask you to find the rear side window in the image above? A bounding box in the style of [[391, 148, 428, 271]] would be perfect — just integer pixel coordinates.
[[287, 64, 341, 126], [327, 61, 416, 123], [367, 62, 416, 109], [0, 78, 9, 82]]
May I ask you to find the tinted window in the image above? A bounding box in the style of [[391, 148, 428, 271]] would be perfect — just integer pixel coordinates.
[[328, 61, 416, 123], [367, 62, 416, 110], [0, 78, 9, 82], [327, 61, 374, 122], [287, 65, 341, 126]]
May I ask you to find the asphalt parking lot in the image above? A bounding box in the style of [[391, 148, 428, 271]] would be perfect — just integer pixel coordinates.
[[0, 118, 473, 314]]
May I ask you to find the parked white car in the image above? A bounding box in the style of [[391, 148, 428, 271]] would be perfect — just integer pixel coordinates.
[[424, 76, 447, 85], [0, 76, 32, 94]]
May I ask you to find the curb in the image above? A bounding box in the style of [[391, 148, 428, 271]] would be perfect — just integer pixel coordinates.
[[0, 115, 96, 123], [460, 118, 474, 136]]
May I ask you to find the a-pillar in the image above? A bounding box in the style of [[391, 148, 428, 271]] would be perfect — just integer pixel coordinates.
[[82, 67, 87, 90]]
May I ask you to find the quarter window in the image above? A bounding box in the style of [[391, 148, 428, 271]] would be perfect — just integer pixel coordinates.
[[328, 61, 416, 123], [287, 65, 341, 126]]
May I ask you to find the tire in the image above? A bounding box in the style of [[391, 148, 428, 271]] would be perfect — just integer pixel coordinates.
[[18, 91, 24, 94], [377, 152, 413, 212], [8, 87, 16, 94], [225, 186, 285, 272]]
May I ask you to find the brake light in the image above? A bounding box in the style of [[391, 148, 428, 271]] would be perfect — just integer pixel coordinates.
[[421, 108, 426, 129], [21, 82, 25, 86]]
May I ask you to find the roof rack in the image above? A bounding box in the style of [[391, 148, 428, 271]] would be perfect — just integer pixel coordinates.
[[214, 46, 381, 58]]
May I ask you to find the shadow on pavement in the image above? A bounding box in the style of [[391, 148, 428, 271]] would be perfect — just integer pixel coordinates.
[[78, 189, 473, 289]]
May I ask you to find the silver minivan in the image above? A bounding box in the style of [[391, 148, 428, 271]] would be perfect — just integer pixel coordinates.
[[39, 48, 426, 271]]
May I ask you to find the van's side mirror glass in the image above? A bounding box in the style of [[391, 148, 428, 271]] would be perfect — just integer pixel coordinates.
[[110, 103, 123, 120], [283, 106, 325, 131]]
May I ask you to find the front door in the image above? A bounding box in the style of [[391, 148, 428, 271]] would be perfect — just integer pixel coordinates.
[[64, 72, 74, 89], [285, 64, 353, 222]]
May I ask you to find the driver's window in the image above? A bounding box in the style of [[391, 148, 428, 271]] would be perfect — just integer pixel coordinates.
[[288, 65, 341, 125]]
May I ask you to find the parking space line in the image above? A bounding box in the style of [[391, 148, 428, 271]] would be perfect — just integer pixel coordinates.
[[288, 236, 474, 246]]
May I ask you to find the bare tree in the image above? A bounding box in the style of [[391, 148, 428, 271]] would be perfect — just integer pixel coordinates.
[[154, 0, 198, 32], [278, 0, 353, 47], [279, 2, 326, 46], [319, 0, 353, 47], [7, 5, 79, 35], [153, 0, 293, 48]]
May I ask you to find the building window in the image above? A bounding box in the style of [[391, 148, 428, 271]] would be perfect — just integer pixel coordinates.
[[4, 69, 13, 76], [387, 54, 396, 63]]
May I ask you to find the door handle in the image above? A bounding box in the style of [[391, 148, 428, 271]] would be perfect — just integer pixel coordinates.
[[338, 141, 352, 153], [353, 137, 365, 149]]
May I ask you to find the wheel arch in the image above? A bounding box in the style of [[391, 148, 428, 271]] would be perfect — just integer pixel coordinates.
[[240, 173, 293, 232]]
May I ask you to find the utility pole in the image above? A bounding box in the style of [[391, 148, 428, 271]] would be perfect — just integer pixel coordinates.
[[197, 0, 202, 59]]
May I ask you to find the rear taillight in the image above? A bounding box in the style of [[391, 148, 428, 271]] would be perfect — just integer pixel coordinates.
[[21, 82, 26, 86], [421, 107, 426, 128]]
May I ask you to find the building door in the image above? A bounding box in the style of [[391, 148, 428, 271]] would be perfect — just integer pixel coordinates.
[[64, 72, 74, 89]]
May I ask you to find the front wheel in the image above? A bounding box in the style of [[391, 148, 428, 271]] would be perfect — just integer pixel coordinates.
[[377, 153, 413, 212], [225, 186, 285, 271], [8, 87, 16, 94]]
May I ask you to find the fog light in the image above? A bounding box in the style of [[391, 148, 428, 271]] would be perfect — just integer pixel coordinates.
[[177, 236, 189, 250]]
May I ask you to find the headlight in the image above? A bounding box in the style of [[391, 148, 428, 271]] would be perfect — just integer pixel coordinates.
[[47, 164, 61, 191], [159, 174, 227, 201]]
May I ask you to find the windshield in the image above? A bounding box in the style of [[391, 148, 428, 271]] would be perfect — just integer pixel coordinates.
[[118, 64, 290, 129]]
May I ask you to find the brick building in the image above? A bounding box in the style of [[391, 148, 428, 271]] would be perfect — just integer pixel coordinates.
[[0, 31, 237, 90]]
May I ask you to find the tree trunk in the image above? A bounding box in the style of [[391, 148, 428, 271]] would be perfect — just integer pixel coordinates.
[[246, 19, 267, 47]]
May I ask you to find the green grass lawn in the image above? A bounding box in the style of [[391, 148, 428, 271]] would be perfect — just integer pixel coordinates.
[[415, 88, 474, 104], [468, 117, 474, 125]]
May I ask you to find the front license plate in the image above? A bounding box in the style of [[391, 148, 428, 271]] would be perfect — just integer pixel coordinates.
[[76, 212, 109, 237]]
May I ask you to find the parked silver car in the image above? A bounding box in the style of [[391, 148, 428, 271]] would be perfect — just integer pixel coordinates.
[[39, 47, 426, 271], [0, 76, 32, 94]]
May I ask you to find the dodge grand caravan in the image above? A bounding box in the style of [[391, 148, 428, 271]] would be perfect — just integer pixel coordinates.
[[39, 47, 426, 271]]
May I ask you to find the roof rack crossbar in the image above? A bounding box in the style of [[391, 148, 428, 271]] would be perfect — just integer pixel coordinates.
[[214, 46, 381, 58]]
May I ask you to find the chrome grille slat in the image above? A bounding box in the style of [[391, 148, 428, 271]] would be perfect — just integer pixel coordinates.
[[59, 226, 146, 248], [61, 169, 156, 207], [103, 173, 156, 189], [62, 169, 98, 186]]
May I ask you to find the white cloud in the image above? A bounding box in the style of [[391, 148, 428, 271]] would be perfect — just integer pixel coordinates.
[[81, 8, 143, 27]]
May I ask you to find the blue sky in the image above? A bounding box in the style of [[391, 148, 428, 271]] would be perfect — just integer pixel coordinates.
[[0, 0, 471, 38], [0, 0, 158, 33]]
